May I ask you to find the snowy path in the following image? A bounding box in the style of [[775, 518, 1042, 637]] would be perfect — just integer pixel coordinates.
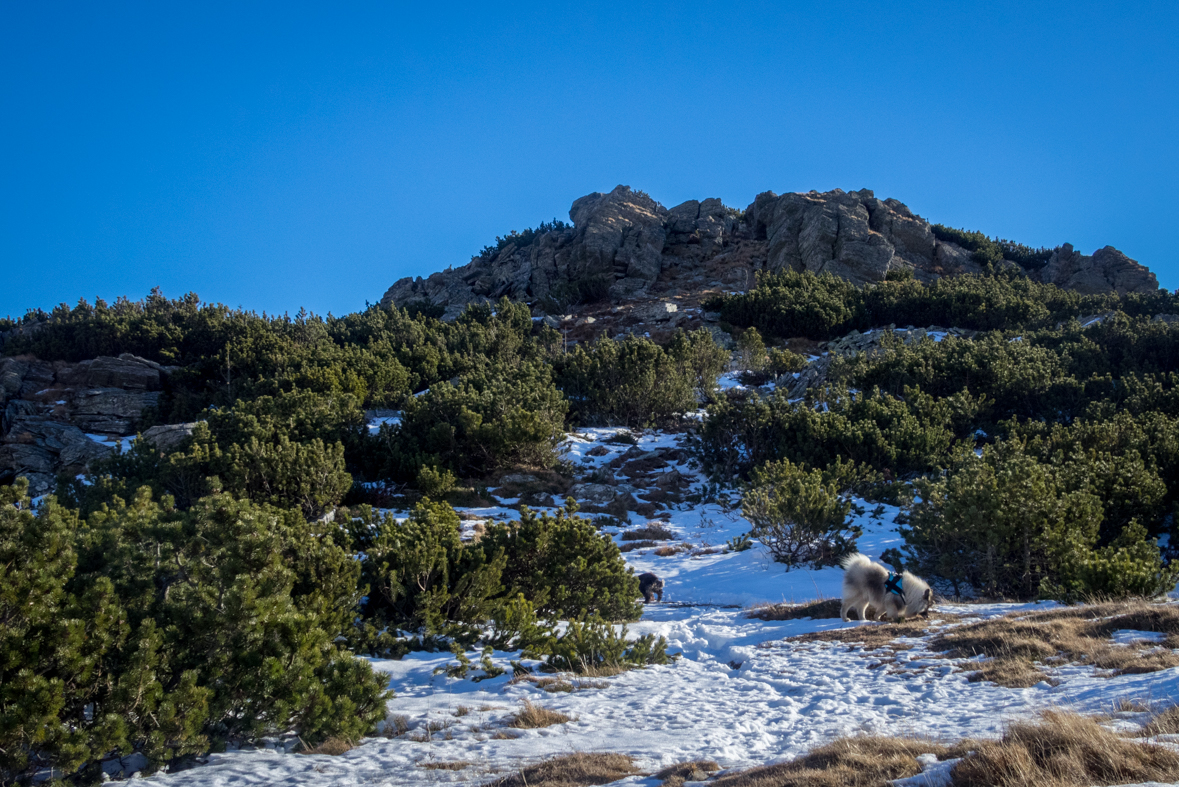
[[147, 425, 1179, 786], [151, 602, 1179, 786]]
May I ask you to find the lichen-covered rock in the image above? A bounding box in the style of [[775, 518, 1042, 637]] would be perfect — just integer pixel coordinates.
[[569, 482, 617, 505]]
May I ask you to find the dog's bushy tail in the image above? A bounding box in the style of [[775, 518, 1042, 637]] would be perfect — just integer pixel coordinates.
[[839, 552, 872, 571]]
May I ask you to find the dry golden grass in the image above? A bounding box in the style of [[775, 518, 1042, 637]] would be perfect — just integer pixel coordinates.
[[951, 710, 1179, 786], [1113, 697, 1151, 713], [619, 540, 659, 552], [655, 759, 721, 786], [382, 714, 410, 738], [418, 760, 473, 770], [931, 600, 1179, 688], [1142, 705, 1179, 736], [653, 544, 689, 557], [571, 663, 625, 678], [408, 718, 457, 742], [787, 617, 949, 650], [514, 675, 611, 693], [707, 735, 970, 787], [300, 737, 353, 756], [706, 708, 1179, 787], [506, 699, 574, 729], [747, 598, 843, 621], [485, 752, 639, 786]]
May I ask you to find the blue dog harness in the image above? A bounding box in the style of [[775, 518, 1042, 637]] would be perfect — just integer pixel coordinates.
[[885, 572, 904, 597]]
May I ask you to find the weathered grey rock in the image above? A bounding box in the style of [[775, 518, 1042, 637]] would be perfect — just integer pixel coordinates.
[[141, 423, 196, 453], [704, 325, 735, 350], [382, 185, 669, 318], [498, 473, 539, 486], [1153, 314, 1179, 324], [1036, 244, 1158, 295], [4, 471, 57, 496], [0, 353, 175, 483], [569, 482, 617, 505], [68, 389, 162, 434], [635, 302, 678, 322], [0, 415, 112, 489], [380, 186, 1159, 316], [55, 354, 165, 391], [750, 189, 978, 285]]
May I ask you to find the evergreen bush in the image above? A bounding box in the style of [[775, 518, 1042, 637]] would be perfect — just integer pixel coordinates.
[[742, 459, 859, 568]]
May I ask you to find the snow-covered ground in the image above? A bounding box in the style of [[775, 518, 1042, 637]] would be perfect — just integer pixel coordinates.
[[146, 424, 1179, 787]]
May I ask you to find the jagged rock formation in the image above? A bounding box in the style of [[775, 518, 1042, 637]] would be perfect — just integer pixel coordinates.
[[381, 186, 1159, 319], [0, 353, 173, 494], [1038, 243, 1157, 295]]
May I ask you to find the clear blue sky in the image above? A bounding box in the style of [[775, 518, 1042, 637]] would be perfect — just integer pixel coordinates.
[[3, 1, 1177, 319]]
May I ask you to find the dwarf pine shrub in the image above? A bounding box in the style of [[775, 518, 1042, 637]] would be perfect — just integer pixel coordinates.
[[0, 480, 390, 783], [741, 459, 860, 569]]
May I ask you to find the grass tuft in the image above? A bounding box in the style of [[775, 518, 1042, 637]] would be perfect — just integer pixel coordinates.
[[507, 699, 575, 729], [485, 752, 639, 786], [619, 540, 659, 552], [419, 760, 472, 770], [1142, 704, 1179, 736], [706, 708, 1179, 787], [622, 523, 676, 541], [300, 737, 353, 756], [707, 734, 968, 786], [931, 600, 1179, 688], [952, 709, 1179, 786], [383, 714, 410, 738]]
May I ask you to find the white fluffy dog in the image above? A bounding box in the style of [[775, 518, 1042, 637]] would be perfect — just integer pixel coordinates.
[[839, 553, 932, 622]]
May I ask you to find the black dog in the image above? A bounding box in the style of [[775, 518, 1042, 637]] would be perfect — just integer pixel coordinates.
[[638, 572, 664, 603]]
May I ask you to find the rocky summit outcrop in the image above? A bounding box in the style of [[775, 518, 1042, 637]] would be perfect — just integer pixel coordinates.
[[0, 353, 175, 494], [381, 186, 1159, 318], [1038, 243, 1158, 295]]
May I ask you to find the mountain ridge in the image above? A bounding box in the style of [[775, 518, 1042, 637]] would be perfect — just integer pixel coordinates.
[[381, 185, 1159, 320]]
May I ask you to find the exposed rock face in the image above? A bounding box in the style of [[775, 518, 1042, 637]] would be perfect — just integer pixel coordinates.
[[0, 353, 181, 494], [747, 189, 982, 284], [381, 186, 1159, 317], [1037, 244, 1158, 295], [141, 423, 197, 452]]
